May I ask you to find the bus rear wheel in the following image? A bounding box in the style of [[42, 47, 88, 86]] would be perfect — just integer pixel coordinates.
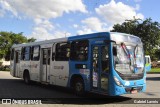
[[73, 78, 85, 96], [23, 72, 30, 84]]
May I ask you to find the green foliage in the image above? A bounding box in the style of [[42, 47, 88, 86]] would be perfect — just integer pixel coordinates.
[[0, 31, 36, 61], [0, 66, 10, 71], [150, 68, 160, 72], [27, 37, 36, 43], [111, 18, 160, 60]]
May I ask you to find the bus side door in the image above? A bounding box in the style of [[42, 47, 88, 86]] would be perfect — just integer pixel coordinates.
[[91, 45, 109, 93], [41, 48, 51, 82]]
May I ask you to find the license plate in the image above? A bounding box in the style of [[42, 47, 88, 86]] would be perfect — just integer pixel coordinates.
[[131, 89, 137, 94]]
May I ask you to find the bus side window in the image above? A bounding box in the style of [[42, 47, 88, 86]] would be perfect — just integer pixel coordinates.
[[31, 46, 40, 61], [21, 47, 24, 60], [21, 47, 31, 61], [71, 40, 88, 61], [55, 42, 70, 61]]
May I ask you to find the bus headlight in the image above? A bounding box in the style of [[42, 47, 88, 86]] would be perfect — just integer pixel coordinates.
[[114, 76, 122, 86]]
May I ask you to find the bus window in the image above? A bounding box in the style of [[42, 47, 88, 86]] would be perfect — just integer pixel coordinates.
[[31, 46, 40, 61], [21, 47, 31, 61], [71, 40, 88, 61], [55, 42, 70, 61], [101, 46, 109, 72], [43, 50, 47, 64]]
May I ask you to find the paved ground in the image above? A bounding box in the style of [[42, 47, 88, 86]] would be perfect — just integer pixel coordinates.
[[0, 71, 160, 107]]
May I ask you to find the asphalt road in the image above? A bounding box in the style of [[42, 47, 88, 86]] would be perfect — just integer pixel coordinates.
[[0, 71, 160, 105]]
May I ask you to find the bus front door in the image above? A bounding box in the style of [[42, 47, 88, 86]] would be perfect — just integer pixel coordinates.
[[92, 45, 109, 93], [42, 48, 51, 82]]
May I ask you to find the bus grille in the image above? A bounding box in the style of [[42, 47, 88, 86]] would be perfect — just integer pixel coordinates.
[[119, 73, 144, 80]]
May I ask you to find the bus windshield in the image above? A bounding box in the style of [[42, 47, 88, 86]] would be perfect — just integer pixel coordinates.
[[114, 43, 144, 75]]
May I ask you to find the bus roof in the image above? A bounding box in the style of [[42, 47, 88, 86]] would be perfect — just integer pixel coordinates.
[[110, 32, 142, 44], [11, 32, 141, 48], [11, 32, 109, 48]]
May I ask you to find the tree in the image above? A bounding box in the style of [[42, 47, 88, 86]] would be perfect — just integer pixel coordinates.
[[27, 37, 36, 43], [0, 32, 36, 61], [111, 18, 160, 60]]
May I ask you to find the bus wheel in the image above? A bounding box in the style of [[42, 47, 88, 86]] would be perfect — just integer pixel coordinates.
[[24, 72, 30, 84], [74, 78, 85, 96]]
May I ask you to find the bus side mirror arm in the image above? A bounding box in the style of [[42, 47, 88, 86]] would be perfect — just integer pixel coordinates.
[[104, 40, 117, 56], [104, 40, 116, 43]]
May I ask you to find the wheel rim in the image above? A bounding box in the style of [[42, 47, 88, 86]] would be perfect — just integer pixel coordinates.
[[75, 82, 83, 92]]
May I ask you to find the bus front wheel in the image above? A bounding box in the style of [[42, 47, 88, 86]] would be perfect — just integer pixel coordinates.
[[74, 78, 85, 96]]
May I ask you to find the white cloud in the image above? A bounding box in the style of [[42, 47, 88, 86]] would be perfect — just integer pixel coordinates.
[[77, 27, 93, 35], [82, 17, 105, 31], [30, 26, 71, 40], [30, 19, 71, 40], [31, 26, 54, 40], [135, 4, 140, 10], [0, 0, 87, 40], [0, 0, 18, 17], [0, 9, 5, 17], [29, 19, 55, 40], [34, 19, 54, 31], [95, 0, 144, 24], [77, 17, 109, 35], [73, 24, 79, 28], [2, 0, 87, 19], [54, 31, 71, 38]]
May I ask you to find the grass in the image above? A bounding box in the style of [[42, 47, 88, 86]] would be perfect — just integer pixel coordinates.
[[0, 68, 10, 71], [150, 68, 160, 72]]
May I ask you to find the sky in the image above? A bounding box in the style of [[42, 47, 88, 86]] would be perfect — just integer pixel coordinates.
[[0, 0, 159, 41]]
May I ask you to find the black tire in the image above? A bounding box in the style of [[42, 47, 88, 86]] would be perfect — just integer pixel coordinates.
[[73, 78, 85, 96], [23, 72, 30, 84]]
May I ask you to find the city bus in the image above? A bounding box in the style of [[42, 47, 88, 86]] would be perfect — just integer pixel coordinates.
[[10, 32, 146, 96], [145, 55, 151, 72]]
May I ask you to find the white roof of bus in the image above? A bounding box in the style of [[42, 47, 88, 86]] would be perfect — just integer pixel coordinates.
[[110, 32, 141, 44], [12, 37, 67, 48], [11, 32, 141, 48]]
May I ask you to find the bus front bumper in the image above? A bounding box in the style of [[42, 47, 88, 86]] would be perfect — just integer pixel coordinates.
[[114, 84, 146, 96]]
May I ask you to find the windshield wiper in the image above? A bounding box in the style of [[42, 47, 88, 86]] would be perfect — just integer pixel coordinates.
[[134, 44, 138, 64], [121, 43, 130, 58], [121, 43, 133, 72], [133, 44, 140, 73]]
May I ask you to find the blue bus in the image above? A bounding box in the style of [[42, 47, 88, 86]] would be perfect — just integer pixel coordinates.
[[145, 55, 151, 72], [10, 32, 146, 96]]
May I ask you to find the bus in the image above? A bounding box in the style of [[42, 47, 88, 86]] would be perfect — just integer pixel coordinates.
[[145, 55, 151, 72], [10, 32, 146, 96]]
